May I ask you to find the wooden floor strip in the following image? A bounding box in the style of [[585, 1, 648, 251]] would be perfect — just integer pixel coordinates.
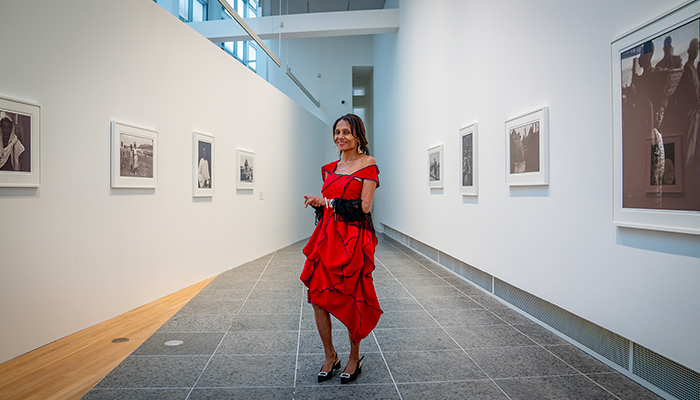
[[0, 275, 216, 400]]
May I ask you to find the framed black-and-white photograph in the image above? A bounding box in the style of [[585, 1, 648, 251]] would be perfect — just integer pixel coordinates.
[[193, 132, 214, 197], [236, 149, 255, 189], [0, 95, 40, 187], [612, 1, 700, 235], [505, 107, 549, 186], [428, 144, 443, 188], [110, 121, 157, 189], [460, 123, 478, 196]]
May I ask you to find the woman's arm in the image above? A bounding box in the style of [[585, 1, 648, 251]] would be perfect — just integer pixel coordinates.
[[360, 179, 377, 214]]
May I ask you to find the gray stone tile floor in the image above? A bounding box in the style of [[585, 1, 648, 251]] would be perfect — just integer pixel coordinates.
[[82, 235, 662, 400]]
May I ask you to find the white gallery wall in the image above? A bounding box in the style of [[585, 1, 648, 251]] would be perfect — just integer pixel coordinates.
[[265, 35, 375, 162], [0, 0, 327, 363], [373, 0, 700, 373]]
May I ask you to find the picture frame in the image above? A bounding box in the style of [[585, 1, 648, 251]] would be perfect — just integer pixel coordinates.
[[236, 149, 255, 190], [460, 123, 478, 196], [505, 107, 549, 186], [0, 95, 41, 187], [428, 144, 444, 188], [110, 121, 158, 189], [193, 132, 214, 197], [612, 1, 700, 235]]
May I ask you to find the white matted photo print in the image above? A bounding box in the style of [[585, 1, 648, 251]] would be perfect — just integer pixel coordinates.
[[111, 121, 157, 188], [612, 1, 700, 235], [193, 132, 214, 197], [505, 107, 549, 186], [428, 144, 444, 188], [0, 95, 41, 187], [236, 149, 255, 189], [460, 123, 478, 196]]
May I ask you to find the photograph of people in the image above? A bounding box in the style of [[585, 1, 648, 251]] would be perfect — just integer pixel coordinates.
[[119, 133, 153, 178], [462, 132, 473, 187], [621, 18, 700, 211], [198, 142, 211, 188], [0, 112, 29, 172], [301, 113, 382, 384]]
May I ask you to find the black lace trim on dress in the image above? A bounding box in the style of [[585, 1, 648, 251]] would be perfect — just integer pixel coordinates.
[[311, 200, 374, 232], [312, 206, 324, 225], [333, 198, 374, 232]]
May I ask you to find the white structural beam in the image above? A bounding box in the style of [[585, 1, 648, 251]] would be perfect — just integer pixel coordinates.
[[188, 8, 399, 43]]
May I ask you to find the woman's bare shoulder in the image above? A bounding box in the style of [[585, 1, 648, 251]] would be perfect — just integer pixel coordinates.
[[362, 155, 377, 167]]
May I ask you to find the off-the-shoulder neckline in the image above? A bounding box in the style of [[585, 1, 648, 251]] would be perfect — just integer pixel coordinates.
[[329, 160, 378, 176]]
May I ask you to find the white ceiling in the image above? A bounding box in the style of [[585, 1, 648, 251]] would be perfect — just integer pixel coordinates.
[[264, 0, 387, 16]]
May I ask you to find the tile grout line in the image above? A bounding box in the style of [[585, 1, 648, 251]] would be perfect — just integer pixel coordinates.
[[380, 238, 625, 400], [293, 285, 306, 390], [184, 251, 278, 400], [370, 330, 404, 400], [375, 254, 513, 400]]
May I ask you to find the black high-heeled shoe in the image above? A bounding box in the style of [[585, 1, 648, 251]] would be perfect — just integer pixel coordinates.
[[339, 355, 364, 384], [317, 355, 341, 382]]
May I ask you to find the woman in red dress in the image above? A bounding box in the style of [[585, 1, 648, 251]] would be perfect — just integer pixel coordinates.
[[301, 114, 382, 384]]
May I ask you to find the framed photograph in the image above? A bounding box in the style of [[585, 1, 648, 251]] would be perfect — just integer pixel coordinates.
[[236, 149, 255, 189], [193, 132, 214, 197], [506, 107, 549, 186], [612, 1, 700, 235], [428, 144, 444, 188], [110, 121, 157, 189], [460, 123, 478, 196], [0, 95, 41, 187]]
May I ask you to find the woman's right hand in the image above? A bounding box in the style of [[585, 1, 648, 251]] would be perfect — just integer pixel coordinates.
[[303, 195, 323, 208]]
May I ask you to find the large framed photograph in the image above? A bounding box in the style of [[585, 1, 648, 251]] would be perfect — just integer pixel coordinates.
[[506, 107, 549, 186], [612, 1, 700, 235], [428, 144, 444, 188], [460, 123, 478, 196], [110, 121, 157, 189], [236, 149, 254, 189], [0, 95, 40, 187], [193, 132, 214, 197]]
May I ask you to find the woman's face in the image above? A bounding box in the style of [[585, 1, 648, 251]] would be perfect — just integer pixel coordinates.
[[334, 119, 358, 152]]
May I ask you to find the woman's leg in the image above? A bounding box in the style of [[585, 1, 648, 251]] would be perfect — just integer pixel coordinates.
[[313, 304, 338, 371], [343, 331, 361, 374]]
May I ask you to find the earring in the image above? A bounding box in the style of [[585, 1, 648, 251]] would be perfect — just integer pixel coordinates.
[[357, 146, 362, 154], [336, 149, 339, 154]]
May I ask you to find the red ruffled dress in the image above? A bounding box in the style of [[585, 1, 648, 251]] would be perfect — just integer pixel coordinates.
[[301, 160, 382, 345]]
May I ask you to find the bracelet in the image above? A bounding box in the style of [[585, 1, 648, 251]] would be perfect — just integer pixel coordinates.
[[323, 197, 334, 209]]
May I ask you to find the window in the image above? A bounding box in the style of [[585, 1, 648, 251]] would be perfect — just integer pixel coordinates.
[[248, 0, 257, 18], [248, 42, 257, 71], [179, 0, 189, 21], [219, 0, 258, 71], [236, 41, 244, 60], [159, 0, 258, 71], [179, 0, 207, 22], [192, 0, 205, 22]]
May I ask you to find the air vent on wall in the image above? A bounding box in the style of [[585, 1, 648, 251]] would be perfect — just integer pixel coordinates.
[[634, 343, 700, 400], [494, 278, 630, 369]]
